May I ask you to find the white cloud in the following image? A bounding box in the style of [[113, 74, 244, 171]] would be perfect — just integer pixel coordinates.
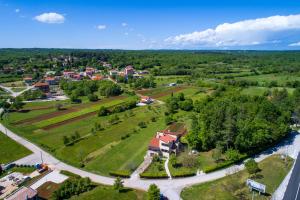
[[34, 12, 65, 24], [121, 22, 128, 27], [97, 25, 106, 30], [165, 14, 300, 47], [124, 32, 129, 36], [289, 42, 300, 46], [15, 8, 20, 13]]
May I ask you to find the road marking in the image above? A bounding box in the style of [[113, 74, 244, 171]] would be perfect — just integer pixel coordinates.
[[295, 181, 300, 200]]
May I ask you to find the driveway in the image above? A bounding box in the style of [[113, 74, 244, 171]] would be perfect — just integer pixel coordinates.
[[1, 123, 300, 200]]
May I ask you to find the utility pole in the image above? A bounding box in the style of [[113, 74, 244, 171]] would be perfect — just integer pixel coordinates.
[[40, 151, 43, 164]]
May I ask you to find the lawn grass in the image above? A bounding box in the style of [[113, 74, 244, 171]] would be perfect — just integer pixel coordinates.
[[0, 132, 31, 164], [140, 158, 168, 178], [70, 185, 146, 200], [241, 86, 295, 96], [155, 75, 190, 86], [2, 81, 25, 87], [236, 73, 300, 87], [181, 155, 293, 200], [11, 87, 26, 92]]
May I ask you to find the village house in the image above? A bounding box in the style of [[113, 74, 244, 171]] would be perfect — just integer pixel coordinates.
[[148, 123, 187, 157], [63, 71, 76, 79], [85, 67, 95, 76], [4, 186, 37, 200], [23, 77, 33, 85], [34, 82, 50, 93], [124, 65, 135, 76], [45, 77, 57, 85], [91, 75, 103, 81], [109, 69, 119, 76], [140, 96, 153, 104]]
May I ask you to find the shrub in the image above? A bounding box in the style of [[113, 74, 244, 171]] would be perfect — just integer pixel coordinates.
[[109, 170, 131, 178], [87, 94, 98, 102], [138, 121, 147, 128], [139, 173, 169, 179]]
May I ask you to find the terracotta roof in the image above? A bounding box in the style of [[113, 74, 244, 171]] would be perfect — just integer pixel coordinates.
[[149, 137, 160, 148], [159, 134, 176, 143], [161, 123, 187, 136], [34, 82, 49, 87], [45, 77, 55, 81], [92, 75, 103, 80], [23, 77, 32, 80]]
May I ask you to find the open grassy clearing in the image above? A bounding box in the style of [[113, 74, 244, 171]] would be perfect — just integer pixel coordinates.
[[0, 132, 31, 164], [155, 75, 190, 86], [55, 106, 165, 175], [240, 86, 295, 96], [11, 87, 27, 92], [70, 185, 146, 200], [181, 155, 293, 200], [236, 73, 300, 86], [1, 81, 26, 87]]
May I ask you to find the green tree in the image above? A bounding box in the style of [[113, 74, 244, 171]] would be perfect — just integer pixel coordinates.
[[169, 154, 177, 167], [113, 177, 124, 192], [63, 136, 69, 146], [98, 106, 108, 116], [245, 158, 260, 177], [147, 184, 160, 200]]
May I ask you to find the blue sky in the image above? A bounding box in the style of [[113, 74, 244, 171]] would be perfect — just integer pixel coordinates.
[[0, 0, 300, 49]]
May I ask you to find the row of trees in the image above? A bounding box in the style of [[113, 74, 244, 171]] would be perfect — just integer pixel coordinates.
[[60, 80, 122, 102]]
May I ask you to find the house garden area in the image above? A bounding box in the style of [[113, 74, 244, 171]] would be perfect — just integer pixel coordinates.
[[1, 50, 300, 199]]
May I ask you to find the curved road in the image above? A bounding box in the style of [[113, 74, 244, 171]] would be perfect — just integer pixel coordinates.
[[1, 123, 299, 200], [0, 84, 34, 98]]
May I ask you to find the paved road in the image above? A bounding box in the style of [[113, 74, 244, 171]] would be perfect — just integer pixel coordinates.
[[283, 152, 300, 200], [1, 123, 300, 200]]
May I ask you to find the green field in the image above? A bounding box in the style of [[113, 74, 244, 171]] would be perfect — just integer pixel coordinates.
[[33, 97, 130, 128], [241, 86, 295, 96], [70, 185, 146, 200], [181, 155, 293, 200], [236, 73, 300, 86], [0, 132, 31, 164], [3, 98, 166, 176]]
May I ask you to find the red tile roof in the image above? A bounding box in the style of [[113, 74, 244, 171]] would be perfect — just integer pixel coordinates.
[[149, 137, 160, 148], [34, 82, 49, 87], [159, 134, 176, 143]]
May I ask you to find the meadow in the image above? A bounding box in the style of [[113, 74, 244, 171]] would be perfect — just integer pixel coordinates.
[[0, 132, 32, 164]]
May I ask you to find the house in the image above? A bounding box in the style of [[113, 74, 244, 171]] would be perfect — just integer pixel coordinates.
[[45, 77, 57, 85], [140, 96, 153, 104], [34, 82, 49, 93], [148, 123, 187, 157], [124, 65, 135, 76], [23, 77, 33, 85], [91, 75, 103, 81], [85, 67, 95, 76], [169, 83, 177, 87], [4, 186, 37, 200], [109, 69, 119, 76], [63, 71, 75, 78]]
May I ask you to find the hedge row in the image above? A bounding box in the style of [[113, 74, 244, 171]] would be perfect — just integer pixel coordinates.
[[109, 170, 131, 178], [139, 173, 169, 179], [171, 172, 196, 178], [203, 154, 248, 173]]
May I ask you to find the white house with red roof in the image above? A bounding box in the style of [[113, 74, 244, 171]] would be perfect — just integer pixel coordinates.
[[140, 96, 153, 104], [148, 123, 187, 157]]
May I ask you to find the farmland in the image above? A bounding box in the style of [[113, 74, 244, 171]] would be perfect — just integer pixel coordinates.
[[0, 131, 31, 164], [3, 94, 167, 175]]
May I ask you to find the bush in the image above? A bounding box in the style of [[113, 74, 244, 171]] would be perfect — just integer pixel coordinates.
[[139, 173, 169, 179], [87, 94, 98, 102], [138, 121, 147, 128], [98, 106, 108, 116], [109, 170, 131, 178]]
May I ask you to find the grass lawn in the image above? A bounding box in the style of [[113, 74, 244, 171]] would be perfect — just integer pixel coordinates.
[[11, 87, 26, 92], [70, 185, 146, 200], [0, 132, 31, 164], [140, 158, 168, 178], [241, 86, 295, 96], [0, 166, 36, 178], [2, 81, 25, 87], [181, 155, 293, 200], [236, 73, 300, 87], [155, 75, 190, 86]]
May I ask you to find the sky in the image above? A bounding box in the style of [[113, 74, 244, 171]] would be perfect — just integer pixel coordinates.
[[0, 0, 300, 50]]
